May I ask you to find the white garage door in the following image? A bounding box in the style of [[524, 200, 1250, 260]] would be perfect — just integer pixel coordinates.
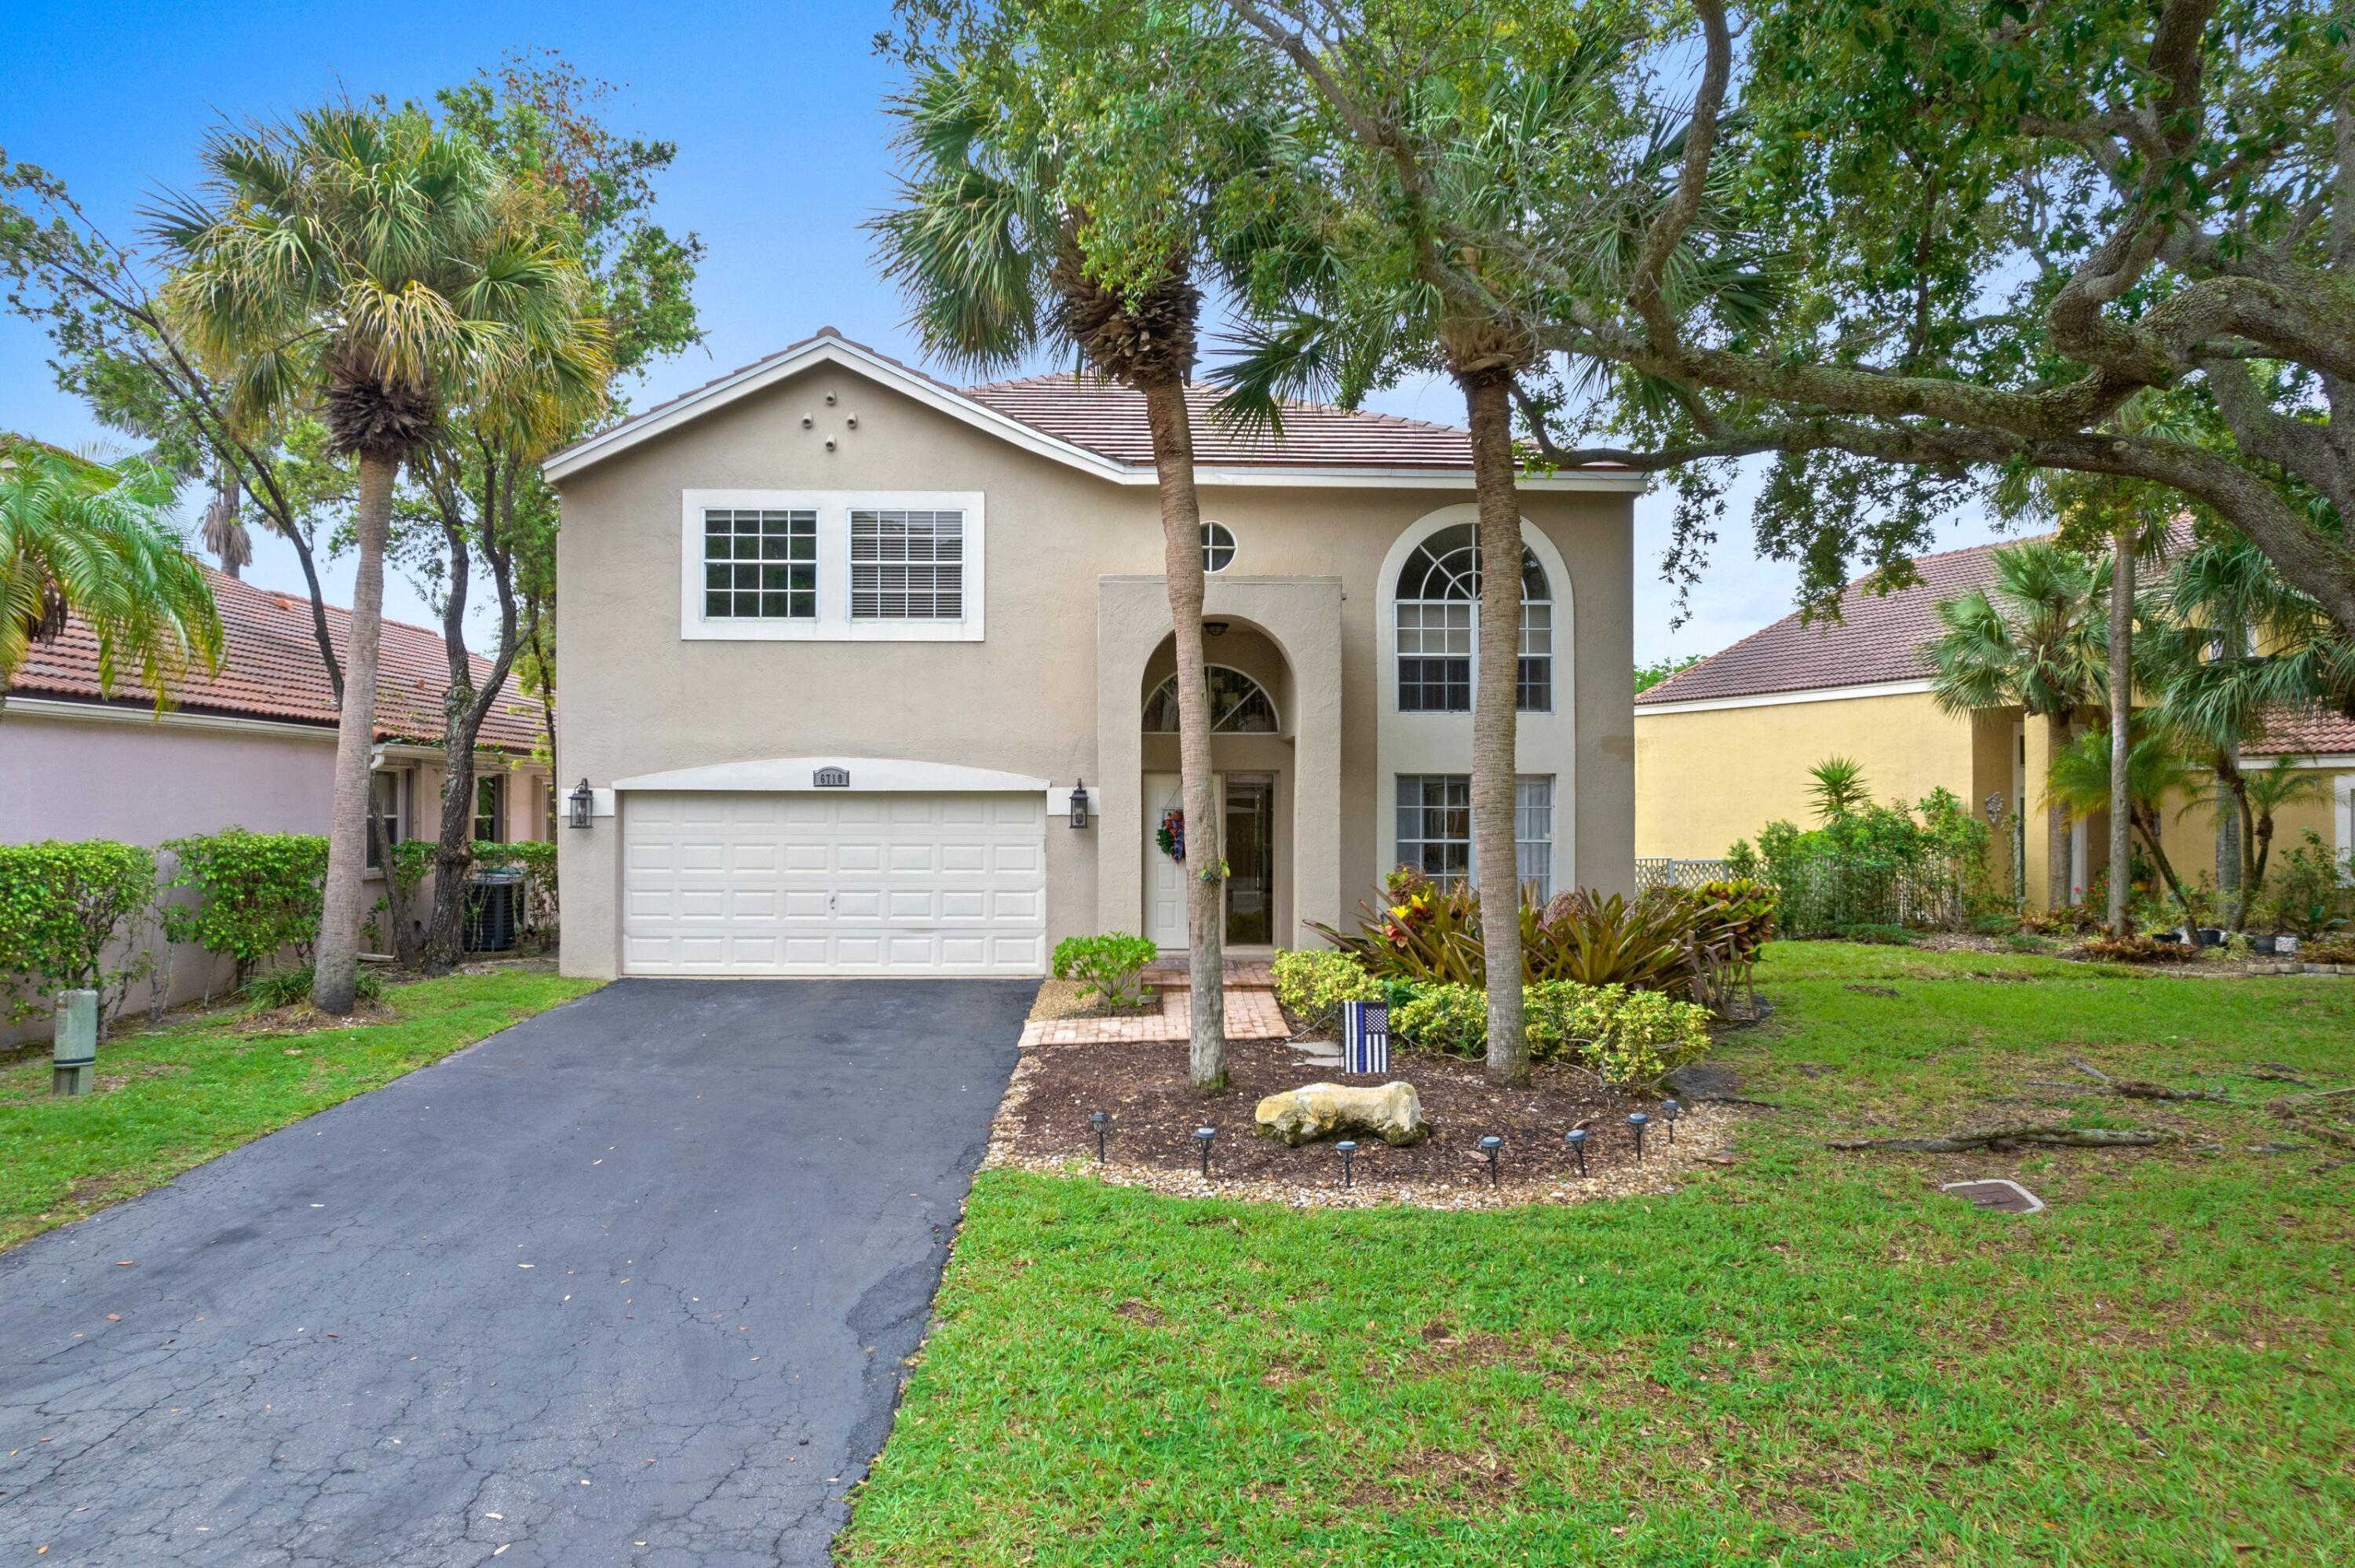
[[622, 791, 1047, 975]]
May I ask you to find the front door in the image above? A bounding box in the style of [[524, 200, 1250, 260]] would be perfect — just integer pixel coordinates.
[[1224, 775, 1274, 945], [1144, 771, 1225, 950]]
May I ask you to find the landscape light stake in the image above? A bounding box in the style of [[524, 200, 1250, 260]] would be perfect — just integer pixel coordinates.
[[1194, 1126, 1217, 1180], [1479, 1134, 1502, 1188], [1662, 1099, 1680, 1146], [1090, 1110, 1111, 1164], [1335, 1140, 1358, 1190], [1565, 1129, 1589, 1178], [1628, 1112, 1648, 1162]]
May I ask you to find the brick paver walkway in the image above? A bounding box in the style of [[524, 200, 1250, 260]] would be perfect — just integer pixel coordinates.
[[1020, 985, 1288, 1048]]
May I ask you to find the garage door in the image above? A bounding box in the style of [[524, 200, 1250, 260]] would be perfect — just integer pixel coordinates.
[[621, 791, 1047, 975]]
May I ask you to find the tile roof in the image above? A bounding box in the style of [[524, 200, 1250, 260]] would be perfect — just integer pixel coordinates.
[[963, 372, 1479, 470], [2245, 703, 2355, 757], [1636, 538, 2020, 706], [1634, 530, 2349, 757], [11, 565, 544, 753]]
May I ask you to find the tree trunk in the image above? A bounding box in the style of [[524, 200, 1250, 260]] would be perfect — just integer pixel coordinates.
[[312, 449, 395, 1015], [1139, 376, 1225, 1092], [2106, 534, 2134, 935], [2134, 808, 2192, 912], [425, 730, 483, 970], [2045, 710, 2075, 910], [1457, 368, 1528, 1087], [527, 607, 559, 840]]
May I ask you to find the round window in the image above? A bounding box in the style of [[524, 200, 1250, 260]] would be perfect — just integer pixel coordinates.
[[1200, 520, 1236, 573]]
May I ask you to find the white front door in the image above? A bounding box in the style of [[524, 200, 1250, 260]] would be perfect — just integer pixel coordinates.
[[622, 789, 1047, 975], [1142, 771, 1222, 950]]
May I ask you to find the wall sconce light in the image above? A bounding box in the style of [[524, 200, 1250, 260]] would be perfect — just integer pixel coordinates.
[[1069, 778, 1090, 830], [568, 779, 594, 830]]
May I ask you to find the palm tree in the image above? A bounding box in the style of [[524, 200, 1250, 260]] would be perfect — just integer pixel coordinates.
[[159, 105, 607, 1013], [2046, 724, 2201, 913], [871, 67, 1238, 1089], [1804, 757, 1871, 822], [2147, 532, 2353, 926], [1929, 542, 2105, 909], [1, 439, 221, 720]]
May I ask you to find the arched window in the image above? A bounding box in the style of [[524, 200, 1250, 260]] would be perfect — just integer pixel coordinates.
[[1393, 523, 1552, 713], [1200, 520, 1236, 573], [1142, 665, 1280, 732]]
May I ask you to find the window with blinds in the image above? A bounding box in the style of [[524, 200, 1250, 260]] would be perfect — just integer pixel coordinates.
[[851, 509, 964, 619]]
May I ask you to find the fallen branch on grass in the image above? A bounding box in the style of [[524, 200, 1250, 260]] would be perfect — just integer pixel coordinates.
[[2058, 1058, 2231, 1102], [1828, 1123, 2170, 1154]]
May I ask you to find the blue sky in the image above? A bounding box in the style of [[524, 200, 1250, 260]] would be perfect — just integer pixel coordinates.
[[2, 0, 2004, 663]]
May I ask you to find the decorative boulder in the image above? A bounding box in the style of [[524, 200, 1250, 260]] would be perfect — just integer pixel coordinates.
[[1254, 1081, 1429, 1147]]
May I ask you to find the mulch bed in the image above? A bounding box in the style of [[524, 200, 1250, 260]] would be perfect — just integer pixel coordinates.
[[988, 1037, 1737, 1209]]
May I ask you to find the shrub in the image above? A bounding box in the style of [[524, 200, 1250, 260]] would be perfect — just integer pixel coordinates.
[[2298, 938, 2355, 965], [2269, 831, 2352, 939], [1269, 947, 1380, 1034], [2078, 935, 2193, 964], [1838, 924, 1918, 946], [1051, 932, 1159, 1009], [2024, 903, 2105, 935], [0, 839, 157, 1030], [1743, 788, 1996, 935], [2003, 932, 2047, 954], [243, 962, 385, 1010], [160, 829, 328, 986], [1311, 868, 1737, 1000], [1692, 878, 1777, 961], [1529, 982, 1714, 1089], [1389, 981, 1492, 1055], [1971, 912, 2022, 937], [1393, 979, 1715, 1088]]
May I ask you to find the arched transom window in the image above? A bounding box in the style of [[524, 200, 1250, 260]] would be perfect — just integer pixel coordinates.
[[1142, 665, 1280, 732], [1393, 523, 1552, 713]]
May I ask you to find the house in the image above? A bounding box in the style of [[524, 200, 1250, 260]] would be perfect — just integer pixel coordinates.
[[542, 328, 1644, 979], [2, 566, 553, 1023], [1633, 539, 2353, 905]]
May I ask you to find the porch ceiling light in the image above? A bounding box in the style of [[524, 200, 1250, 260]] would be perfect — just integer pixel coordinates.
[[568, 779, 594, 830]]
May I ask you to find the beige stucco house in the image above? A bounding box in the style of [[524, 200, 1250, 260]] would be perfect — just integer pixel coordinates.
[[1634, 539, 2353, 906], [544, 329, 1644, 979]]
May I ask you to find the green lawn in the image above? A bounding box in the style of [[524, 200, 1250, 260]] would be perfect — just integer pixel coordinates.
[[841, 943, 2355, 1566], [1, 967, 600, 1251]]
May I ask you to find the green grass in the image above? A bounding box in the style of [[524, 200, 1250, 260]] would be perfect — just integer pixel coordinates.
[[841, 943, 2355, 1566], [1, 967, 600, 1251]]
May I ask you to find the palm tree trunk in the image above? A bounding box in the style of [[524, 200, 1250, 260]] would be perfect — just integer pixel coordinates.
[[1140, 375, 1225, 1092], [2106, 534, 2133, 935], [2046, 710, 2075, 910], [1458, 367, 1528, 1087], [312, 449, 394, 1014], [2133, 808, 2191, 912]]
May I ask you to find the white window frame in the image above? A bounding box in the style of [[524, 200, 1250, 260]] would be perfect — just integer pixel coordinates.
[[1389, 523, 1554, 715], [1393, 772, 1554, 899], [1201, 520, 1237, 573], [679, 489, 986, 642]]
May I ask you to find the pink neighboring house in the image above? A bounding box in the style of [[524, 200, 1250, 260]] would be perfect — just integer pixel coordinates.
[[2, 567, 551, 1032]]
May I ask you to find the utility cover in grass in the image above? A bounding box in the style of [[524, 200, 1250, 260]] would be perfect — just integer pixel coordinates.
[[1941, 1177, 2046, 1213]]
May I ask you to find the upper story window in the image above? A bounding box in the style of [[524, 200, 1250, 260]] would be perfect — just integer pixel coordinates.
[[681, 490, 984, 643], [1393, 523, 1552, 713], [852, 509, 964, 619], [1201, 520, 1236, 573], [1141, 665, 1280, 732], [704, 509, 816, 620]]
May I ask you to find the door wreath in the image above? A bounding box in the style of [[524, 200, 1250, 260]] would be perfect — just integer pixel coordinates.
[[1156, 808, 1186, 862]]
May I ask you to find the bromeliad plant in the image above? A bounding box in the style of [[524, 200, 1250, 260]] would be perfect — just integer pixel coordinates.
[[1309, 866, 1764, 1008]]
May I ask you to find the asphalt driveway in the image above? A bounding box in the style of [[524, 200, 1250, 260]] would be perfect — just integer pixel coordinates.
[[0, 977, 1033, 1567]]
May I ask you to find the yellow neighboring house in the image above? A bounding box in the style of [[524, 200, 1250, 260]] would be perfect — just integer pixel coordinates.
[[1634, 540, 2355, 909]]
